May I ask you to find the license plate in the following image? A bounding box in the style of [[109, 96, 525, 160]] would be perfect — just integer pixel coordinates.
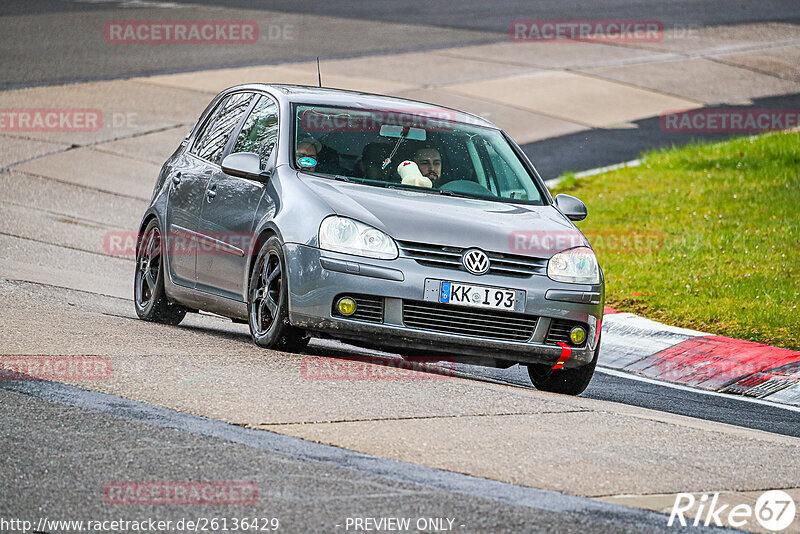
[[440, 281, 516, 310]]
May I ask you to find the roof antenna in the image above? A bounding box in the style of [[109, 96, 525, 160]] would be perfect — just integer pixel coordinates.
[[316, 57, 322, 87]]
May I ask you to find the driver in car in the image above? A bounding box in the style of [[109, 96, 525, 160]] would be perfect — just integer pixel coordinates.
[[412, 144, 443, 187]]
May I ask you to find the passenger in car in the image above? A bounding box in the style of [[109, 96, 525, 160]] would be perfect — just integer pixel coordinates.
[[358, 142, 392, 181]]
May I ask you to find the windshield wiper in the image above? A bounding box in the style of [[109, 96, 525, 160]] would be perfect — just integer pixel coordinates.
[[436, 189, 459, 196], [386, 184, 435, 194], [434, 188, 474, 199], [386, 184, 471, 198], [303, 170, 352, 182]]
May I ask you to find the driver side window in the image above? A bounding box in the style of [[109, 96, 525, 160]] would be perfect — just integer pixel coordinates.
[[233, 95, 279, 165]]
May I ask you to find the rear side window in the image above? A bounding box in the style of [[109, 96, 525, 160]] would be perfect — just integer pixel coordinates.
[[233, 95, 279, 163], [191, 92, 253, 165]]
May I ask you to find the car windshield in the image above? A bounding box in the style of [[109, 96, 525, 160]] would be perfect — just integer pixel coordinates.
[[293, 104, 545, 205]]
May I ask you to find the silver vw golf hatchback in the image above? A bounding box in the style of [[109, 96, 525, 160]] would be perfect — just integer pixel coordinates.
[[135, 84, 605, 394]]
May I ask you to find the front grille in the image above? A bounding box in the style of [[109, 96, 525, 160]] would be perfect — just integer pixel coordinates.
[[332, 294, 384, 323], [398, 241, 546, 278], [546, 319, 587, 347], [402, 300, 536, 342]]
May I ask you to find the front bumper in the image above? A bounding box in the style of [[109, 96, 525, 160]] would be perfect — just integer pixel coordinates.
[[284, 243, 604, 368]]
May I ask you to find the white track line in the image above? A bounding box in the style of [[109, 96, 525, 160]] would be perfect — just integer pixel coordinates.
[[597, 366, 800, 413], [544, 159, 642, 187]]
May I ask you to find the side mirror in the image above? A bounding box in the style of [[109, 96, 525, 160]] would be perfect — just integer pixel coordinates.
[[554, 194, 588, 221], [221, 152, 268, 181]]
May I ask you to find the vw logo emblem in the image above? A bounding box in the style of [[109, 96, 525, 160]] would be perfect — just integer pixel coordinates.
[[462, 248, 490, 275]]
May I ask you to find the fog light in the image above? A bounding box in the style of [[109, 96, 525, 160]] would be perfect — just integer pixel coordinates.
[[337, 297, 357, 316], [569, 326, 586, 345]]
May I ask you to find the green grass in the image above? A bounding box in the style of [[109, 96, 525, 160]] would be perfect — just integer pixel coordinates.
[[552, 131, 800, 349]]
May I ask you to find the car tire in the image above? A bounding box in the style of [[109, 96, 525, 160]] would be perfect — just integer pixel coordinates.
[[527, 337, 600, 395], [134, 219, 187, 325], [248, 236, 310, 352]]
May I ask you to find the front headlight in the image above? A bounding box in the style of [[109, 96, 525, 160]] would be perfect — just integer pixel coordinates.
[[318, 216, 398, 260], [547, 246, 600, 284]]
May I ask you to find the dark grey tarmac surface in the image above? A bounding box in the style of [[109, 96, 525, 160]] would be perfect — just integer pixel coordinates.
[[445, 361, 800, 438], [523, 92, 800, 178], [185, 0, 800, 30]]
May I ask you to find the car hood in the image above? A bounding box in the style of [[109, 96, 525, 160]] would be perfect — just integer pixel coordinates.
[[300, 175, 588, 257]]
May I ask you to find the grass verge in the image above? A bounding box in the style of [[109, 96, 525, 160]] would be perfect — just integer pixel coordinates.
[[552, 131, 800, 349]]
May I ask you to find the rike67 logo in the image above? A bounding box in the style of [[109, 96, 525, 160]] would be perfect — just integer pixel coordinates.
[[669, 490, 796, 531]]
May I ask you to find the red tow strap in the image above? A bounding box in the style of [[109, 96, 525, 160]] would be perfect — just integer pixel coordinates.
[[552, 342, 572, 370]]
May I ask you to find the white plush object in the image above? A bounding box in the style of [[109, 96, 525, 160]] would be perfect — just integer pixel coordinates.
[[397, 160, 433, 188]]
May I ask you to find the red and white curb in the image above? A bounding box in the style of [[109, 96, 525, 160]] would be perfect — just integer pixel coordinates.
[[599, 307, 800, 407]]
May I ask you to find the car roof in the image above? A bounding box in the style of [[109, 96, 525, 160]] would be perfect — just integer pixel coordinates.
[[230, 83, 499, 130]]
